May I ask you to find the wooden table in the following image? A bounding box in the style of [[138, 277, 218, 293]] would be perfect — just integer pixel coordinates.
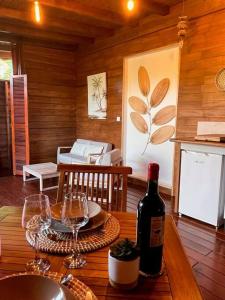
[[0, 206, 202, 300]]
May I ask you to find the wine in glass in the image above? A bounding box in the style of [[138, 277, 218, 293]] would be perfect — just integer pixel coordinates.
[[61, 192, 89, 269], [22, 194, 52, 272]]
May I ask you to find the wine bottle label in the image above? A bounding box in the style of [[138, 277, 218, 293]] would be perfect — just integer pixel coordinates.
[[150, 216, 164, 247]]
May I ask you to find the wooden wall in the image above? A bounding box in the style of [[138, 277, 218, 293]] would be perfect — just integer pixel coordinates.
[[73, 22, 178, 149], [0, 80, 11, 173], [74, 1, 225, 149], [22, 43, 76, 163], [7, 0, 225, 169]]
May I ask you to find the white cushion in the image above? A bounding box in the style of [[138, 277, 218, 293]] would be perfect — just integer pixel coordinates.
[[58, 153, 87, 164], [77, 139, 112, 153], [84, 144, 103, 158], [70, 142, 87, 156]]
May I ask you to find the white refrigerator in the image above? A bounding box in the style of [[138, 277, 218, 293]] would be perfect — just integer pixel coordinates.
[[178, 150, 225, 227]]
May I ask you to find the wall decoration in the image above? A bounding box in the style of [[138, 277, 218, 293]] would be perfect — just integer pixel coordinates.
[[87, 72, 107, 119], [177, 0, 188, 48], [128, 69, 175, 154], [123, 45, 180, 189]]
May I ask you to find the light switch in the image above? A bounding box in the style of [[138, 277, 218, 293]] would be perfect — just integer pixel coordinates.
[[116, 116, 121, 122]]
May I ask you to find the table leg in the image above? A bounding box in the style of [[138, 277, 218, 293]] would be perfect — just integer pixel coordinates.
[[23, 170, 26, 182], [40, 176, 43, 192]]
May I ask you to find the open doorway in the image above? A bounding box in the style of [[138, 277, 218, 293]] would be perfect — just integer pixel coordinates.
[[0, 45, 13, 176]]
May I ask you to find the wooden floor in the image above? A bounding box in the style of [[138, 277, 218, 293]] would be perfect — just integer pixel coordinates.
[[0, 176, 225, 300]]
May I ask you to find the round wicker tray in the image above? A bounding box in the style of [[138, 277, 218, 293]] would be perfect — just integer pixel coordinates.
[[26, 215, 120, 254], [0, 271, 97, 300], [215, 68, 225, 91]]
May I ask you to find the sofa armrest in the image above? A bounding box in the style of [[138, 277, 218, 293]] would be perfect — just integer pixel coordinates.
[[111, 156, 123, 166], [58, 146, 72, 153], [95, 149, 122, 166], [87, 153, 102, 164], [57, 146, 72, 163]]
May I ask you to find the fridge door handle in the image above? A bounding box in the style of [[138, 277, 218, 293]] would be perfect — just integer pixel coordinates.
[[182, 150, 209, 156]]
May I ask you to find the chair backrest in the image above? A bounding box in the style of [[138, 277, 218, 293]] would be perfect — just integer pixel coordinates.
[[57, 164, 132, 211]]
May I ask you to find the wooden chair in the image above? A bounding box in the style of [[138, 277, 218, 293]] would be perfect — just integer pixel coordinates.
[[57, 164, 132, 211]]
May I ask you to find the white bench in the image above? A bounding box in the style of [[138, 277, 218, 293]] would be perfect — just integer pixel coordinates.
[[23, 162, 59, 192]]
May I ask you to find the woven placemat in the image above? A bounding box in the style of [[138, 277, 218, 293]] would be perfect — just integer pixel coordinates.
[[0, 271, 97, 300], [215, 68, 225, 90], [26, 215, 120, 254]]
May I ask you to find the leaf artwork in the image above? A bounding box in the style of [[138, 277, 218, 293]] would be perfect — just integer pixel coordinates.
[[150, 125, 175, 144], [129, 66, 176, 154], [130, 112, 148, 133], [91, 74, 107, 112], [138, 66, 150, 97], [150, 78, 170, 107], [128, 96, 147, 114], [152, 105, 176, 125]]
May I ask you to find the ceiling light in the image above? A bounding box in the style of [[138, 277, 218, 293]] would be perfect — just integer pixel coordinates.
[[34, 1, 41, 23], [127, 0, 134, 11]]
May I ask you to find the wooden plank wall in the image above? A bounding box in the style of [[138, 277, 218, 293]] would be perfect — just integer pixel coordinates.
[[74, 1, 225, 149], [10, 75, 29, 175], [22, 43, 77, 163], [0, 80, 11, 172]]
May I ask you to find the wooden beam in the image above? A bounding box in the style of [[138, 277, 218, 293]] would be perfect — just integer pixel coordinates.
[[0, 32, 18, 44], [0, 32, 77, 51], [0, 47, 11, 54], [144, 1, 170, 16], [0, 21, 93, 45], [22, 37, 78, 51], [0, 7, 114, 38], [36, 0, 125, 26]]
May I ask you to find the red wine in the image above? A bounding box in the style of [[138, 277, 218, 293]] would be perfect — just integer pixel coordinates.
[[137, 163, 165, 276]]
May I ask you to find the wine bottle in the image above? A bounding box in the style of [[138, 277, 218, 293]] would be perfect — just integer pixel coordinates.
[[137, 162, 165, 276]]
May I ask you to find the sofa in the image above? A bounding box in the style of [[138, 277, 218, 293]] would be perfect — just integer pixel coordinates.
[[57, 139, 122, 166]]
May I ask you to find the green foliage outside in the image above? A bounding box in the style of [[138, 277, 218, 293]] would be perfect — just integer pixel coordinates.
[[0, 59, 13, 80]]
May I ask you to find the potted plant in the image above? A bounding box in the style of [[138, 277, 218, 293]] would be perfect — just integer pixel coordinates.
[[108, 238, 140, 289]]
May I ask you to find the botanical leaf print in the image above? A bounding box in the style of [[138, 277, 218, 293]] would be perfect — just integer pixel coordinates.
[[128, 96, 148, 114], [138, 66, 150, 97], [91, 75, 106, 112], [152, 105, 176, 125], [150, 78, 170, 108], [150, 125, 175, 145], [128, 66, 175, 154], [130, 112, 148, 133]]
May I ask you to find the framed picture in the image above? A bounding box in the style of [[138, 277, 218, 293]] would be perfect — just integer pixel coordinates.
[[123, 45, 180, 189], [87, 72, 107, 119]]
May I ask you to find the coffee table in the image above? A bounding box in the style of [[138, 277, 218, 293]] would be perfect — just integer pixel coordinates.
[[23, 162, 59, 191]]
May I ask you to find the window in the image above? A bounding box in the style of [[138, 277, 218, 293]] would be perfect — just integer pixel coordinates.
[[0, 58, 13, 80]]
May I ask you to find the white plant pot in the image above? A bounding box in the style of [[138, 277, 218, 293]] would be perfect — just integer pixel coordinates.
[[108, 251, 140, 289]]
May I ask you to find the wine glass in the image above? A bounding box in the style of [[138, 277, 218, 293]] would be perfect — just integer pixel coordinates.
[[61, 192, 89, 269], [22, 194, 52, 272]]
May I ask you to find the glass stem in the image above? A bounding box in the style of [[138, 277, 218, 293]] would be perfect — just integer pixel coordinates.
[[72, 227, 79, 256], [34, 233, 40, 261]]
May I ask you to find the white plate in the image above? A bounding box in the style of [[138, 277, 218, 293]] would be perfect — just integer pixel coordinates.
[[50, 209, 108, 234], [51, 201, 101, 220], [0, 274, 66, 300]]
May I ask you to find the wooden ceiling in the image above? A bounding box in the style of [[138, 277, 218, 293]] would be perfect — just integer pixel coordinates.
[[0, 0, 182, 48]]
